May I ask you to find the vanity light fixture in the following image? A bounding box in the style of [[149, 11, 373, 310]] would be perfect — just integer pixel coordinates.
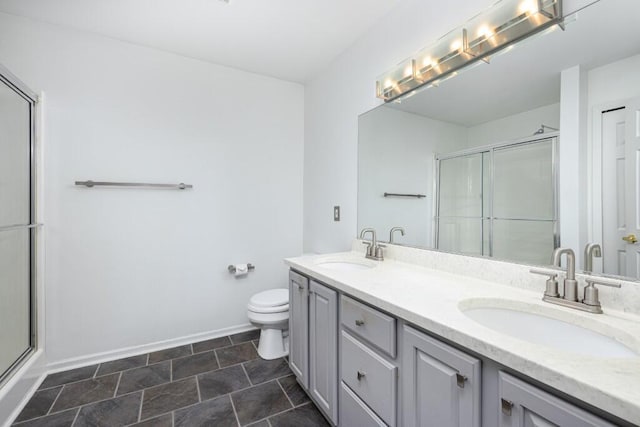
[[376, 0, 563, 102]]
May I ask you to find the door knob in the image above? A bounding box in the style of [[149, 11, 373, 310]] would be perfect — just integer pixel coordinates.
[[622, 234, 638, 244]]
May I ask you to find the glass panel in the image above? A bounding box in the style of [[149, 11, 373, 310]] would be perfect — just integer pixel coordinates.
[[0, 80, 31, 226], [493, 140, 554, 220], [439, 153, 483, 217], [493, 219, 555, 265], [0, 228, 30, 378], [437, 218, 483, 256]]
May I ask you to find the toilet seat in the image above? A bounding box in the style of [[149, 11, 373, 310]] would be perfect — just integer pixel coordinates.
[[248, 303, 289, 314], [250, 288, 288, 307]]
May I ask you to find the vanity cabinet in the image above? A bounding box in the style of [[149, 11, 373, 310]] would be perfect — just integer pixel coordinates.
[[288, 271, 338, 424], [403, 325, 482, 427], [498, 372, 615, 427], [289, 270, 309, 388]]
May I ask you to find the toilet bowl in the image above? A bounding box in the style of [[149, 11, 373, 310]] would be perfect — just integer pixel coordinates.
[[247, 288, 289, 360]]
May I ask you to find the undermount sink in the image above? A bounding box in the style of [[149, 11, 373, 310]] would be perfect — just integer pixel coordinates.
[[460, 300, 639, 358], [315, 258, 377, 271]]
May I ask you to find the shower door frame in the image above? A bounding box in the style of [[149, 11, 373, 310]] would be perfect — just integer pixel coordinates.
[[434, 132, 560, 259], [0, 63, 39, 387]]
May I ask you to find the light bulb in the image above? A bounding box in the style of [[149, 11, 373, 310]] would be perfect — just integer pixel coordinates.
[[404, 65, 413, 77], [450, 40, 462, 51], [477, 25, 493, 38], [518, 0, 538, 15], [384, 79, 394, 89]]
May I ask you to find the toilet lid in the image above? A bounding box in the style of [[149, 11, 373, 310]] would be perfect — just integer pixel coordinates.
[[250, 289, 289, 308]]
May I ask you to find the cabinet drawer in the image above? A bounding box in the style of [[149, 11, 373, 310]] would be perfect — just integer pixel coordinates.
[[340, 382, 387, 427], [341, 330, 397, 426], [340, 295, 396, 357]]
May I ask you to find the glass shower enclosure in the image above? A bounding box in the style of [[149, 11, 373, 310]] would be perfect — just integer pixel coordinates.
[[435, 135, 558, 265], [0, 65, 38, 386]]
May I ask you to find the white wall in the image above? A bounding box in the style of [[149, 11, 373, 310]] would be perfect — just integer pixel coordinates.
[[467, 103, 560, 148], [0, 12, 304, 365], [303, 0, 592, 253], [588, 53, 640, 107], [358, 106, 467, 247]]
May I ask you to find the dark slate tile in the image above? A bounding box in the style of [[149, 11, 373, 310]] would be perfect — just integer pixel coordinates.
[[231, 381, 291, 425], [96, 354, 147, 377], [246, 421, 270, 427], [127, 413, 172, 427], [140, 377, 199, 421], [230, 330, 260, 345], [278, 375, 310, 406], [39, 365, 98, 389], [50, 373, 119, 413], [174, 395, 237, 427], [147, 344, 192, 364], [244, 358, 291, 385], [14, 386, 62, 422], [74, 392, 141, 427], [192, 336, 232, 353], [12, 408, 78, 427], [172, 351, 219, 380], [198, 364, 250, 401], [268, 403, 330, 427], [116, 361, 170, 395], [216, 342, 258, 368]]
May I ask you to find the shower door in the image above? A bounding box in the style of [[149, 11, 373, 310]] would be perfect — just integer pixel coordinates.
[[0, 65, 37, 386]]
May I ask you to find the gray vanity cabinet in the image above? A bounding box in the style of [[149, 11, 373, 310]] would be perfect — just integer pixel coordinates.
[[402, 325, 482, 427], [288, 270, 309, 388], [498, 372, 615, 427], [309, 280, 339, 424]]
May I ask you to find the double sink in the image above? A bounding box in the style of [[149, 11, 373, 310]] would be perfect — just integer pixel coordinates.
[[313, 257, 639, 359]]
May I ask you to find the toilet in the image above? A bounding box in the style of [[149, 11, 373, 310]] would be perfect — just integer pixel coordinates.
[[247, 288, 289, 360]]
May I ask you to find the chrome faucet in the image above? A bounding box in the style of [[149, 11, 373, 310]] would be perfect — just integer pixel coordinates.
[[583, 243, 602, 274], [552, 248, 578, 301], [531, 246, 621, 314], [389, 227, 405, 244], [359, 228, 384, 261]]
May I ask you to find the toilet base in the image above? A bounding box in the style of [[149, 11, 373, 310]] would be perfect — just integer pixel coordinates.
[[257, 328, 289, 360]]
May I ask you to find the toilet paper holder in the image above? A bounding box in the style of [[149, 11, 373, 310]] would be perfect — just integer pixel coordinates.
[[228, 264, 255, 274]]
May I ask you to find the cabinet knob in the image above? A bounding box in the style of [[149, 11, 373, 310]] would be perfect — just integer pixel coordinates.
[[357, 370, 366, 381], [355, 319, 365, 326], [501, 398, 514, 416]]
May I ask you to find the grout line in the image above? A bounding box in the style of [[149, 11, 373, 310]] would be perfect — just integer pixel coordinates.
[[92, 364, 99, 379], [46, 384, 65, 415], [70, 407, 81, 427], [172, 411, 175, 427], [170, 360, 173, 382], [214, 348, 221, 370], [240, 363, 253, 386], [46, 385, 65, 415], [195, 376, 202, 402], [190, 344, 194, 355], [276, 378, 295, 409], [113, 372, 123, 398], [146, 353, 150, 366], [138, 389, 144, 422], [228, 393, 241, 427], [267, 419, 272, 427]]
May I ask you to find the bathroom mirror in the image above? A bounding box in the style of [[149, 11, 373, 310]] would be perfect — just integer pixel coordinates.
[[358, 0, 640, 278]]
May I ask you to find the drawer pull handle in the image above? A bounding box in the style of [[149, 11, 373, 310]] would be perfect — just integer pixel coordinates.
[[355, 319, 365, 326], [501, 398, 513, 416], [357, 370, 366, 381], [455, 373, 467, 388]]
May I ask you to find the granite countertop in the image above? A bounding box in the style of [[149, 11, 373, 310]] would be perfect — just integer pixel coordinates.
[[284, 251, 640, 424]]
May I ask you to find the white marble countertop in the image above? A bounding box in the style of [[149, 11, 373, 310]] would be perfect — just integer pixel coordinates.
[[284, 251, 640, 424]]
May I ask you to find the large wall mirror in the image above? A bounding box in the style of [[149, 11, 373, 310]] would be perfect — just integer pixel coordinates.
[[358, 0, 640, 278]]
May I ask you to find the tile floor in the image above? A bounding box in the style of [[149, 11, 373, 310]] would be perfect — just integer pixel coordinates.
[[13, 330, 330, 427]]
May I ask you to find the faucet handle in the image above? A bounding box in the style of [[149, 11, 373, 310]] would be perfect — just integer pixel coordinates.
[[530, 268, 560, 298], [583, 277, 621, 312]]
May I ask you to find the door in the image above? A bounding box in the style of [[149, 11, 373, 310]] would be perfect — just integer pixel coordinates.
[[402, 325, 481, 427], [601, 98, 640, 278], [288, 270, 309, 388], [498, 372, 614, 427], [0, 67, 37, 385], [309, 280, 338, 424]]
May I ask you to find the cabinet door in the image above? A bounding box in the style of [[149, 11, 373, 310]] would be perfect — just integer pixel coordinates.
[[499, 372, 616, 427], [309, 280, 338, 425], [289, 271, 309, 388], [403, 325, 481, 427]]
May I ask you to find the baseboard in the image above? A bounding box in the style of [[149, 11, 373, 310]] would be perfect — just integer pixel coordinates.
[[46, 323, 257, 374]]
